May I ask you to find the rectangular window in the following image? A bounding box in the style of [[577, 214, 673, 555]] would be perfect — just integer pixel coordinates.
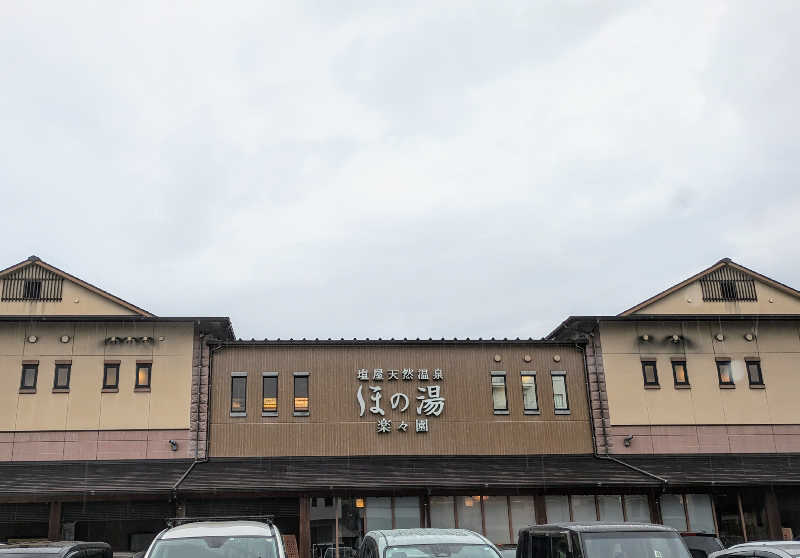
[[597, 495, 624, 522], [20, 363, 38, 390], [746, 360, 764, 386], [429, 496, 455, 528], [624, 495, 651, 522], [457, 496, 482, 532], [394, 496, 421, 529], [717, 360, 734, 386], [545, 495, 570, 523], [660, 494, 688, 532], [53, 363, 71, 390], [672, 361, 689, 386], [521, 373, 539, 412], [510, 496, 536, 538], [365, 497, 392, 531], [135, 363, 151, 388], [103, 364, 119, 390], [686, 494, 715, 534], [294, 373, 309, 414], [551, 372, 569, 412], [262, 373, 278, 415], [491, 372, 508, 413], [483, 495, 510, 544], [642, 360, 659, 386], [571, 495, 597, 521], [230, 373, 247, 415]]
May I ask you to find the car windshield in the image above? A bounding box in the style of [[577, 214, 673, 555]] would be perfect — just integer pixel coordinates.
[[385, 544, 500, 558], [581, 531, 692, 558], [148, 536, 278, 558]]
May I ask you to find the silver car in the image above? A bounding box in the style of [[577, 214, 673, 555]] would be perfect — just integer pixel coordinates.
[[359, 528, 502, 558], [710, 541, 800, 558], [144, 520, 286, 558]]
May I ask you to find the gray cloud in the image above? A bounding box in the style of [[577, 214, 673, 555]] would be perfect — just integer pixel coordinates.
[[0, 1, 798, 339]]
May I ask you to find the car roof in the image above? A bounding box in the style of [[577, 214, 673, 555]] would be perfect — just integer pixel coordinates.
[[523, 522, 679, 534], [728, 541, 800, 550], [368, 529, 491, 547], [160, 521, 276, 539]]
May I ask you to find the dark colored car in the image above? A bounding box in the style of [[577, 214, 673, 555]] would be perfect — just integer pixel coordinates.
[[681, 533, 725, 558], [0, 541, 111, 558], [516, 522, 693, 558]]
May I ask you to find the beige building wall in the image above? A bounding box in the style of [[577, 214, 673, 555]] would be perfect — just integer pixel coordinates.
[[0, 280, 139, 316], [0, 321, 194, 432], [633, 280, 800, 315]]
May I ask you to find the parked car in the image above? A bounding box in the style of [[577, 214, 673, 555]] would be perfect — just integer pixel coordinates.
[[516, 522, 693, 558], [143, 519, 286, 558], [709, 541, 800, 558], [359, 528, 502, 558], [0, 541, 111, 558], [496, 543, 516, 558], [681, 532, 725, 558]]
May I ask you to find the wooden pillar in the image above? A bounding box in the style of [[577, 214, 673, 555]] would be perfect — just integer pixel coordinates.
[[648, 491, 662, 524], [299, 497, 311, 558], [48, 502, 62, 540], [534, 495, 547, 525], [765, 489, 782, 541]]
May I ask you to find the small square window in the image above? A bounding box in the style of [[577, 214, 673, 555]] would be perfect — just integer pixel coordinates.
[[491, 372, 508, 413], [641, 361, 659, 386], [746, 361, 764, 386], [53, 364, 71, 390], [20, 364, 38, 390], [672, 361, 689, 386], [22, 280, 42, 300], [717, 360, 734, 386], [135, 363, 152, 389], [103, 364, 119, 390]]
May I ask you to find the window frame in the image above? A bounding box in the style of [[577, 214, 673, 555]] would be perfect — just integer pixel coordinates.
[[746, 360, 764, 387], [135, 362, 152, 390], [262, 372, 278, 416], [53, 362, 71, 391], [294, 372, 310, 416], [521, 371, 539, 414], [671, 360, 690, 387], [490, 371, 509, 414], [20, 363, 38, 391], [230, 372, 248, 417], [716, 359, 735, 387], [641, 360, 659, 387], [551, 371, 570, 414], [103, 363, 120, 391]]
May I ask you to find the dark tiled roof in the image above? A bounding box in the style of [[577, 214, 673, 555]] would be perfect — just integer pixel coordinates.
[[178, 455, 660, 494], [0, 460, 192, 498], [223, 338, 576, 346], [622, 454, 800, 486]]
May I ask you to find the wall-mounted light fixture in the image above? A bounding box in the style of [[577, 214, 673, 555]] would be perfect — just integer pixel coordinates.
[[670, 334, 681, 344], [623, 435, 634, 448], [640, 334, 650, 342], [27, 335, 38, 343], [744, 333, 755, 342], [715, 333, 725, 342], [60, 335, 71, 343], [168, 440, 178, 452], [553, 354, 561, 362]]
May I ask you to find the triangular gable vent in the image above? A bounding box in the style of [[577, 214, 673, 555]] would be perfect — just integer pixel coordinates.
[[699, 265, 757, 302], [1, 264, 63, 302]]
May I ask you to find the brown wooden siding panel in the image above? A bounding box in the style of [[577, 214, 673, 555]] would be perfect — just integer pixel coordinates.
[[209, 344, 591, 457]]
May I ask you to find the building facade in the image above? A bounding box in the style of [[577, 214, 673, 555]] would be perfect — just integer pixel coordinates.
[[549, 258, 800, 544], [177, 339, 666, 558], [0, 256, 232, 549]]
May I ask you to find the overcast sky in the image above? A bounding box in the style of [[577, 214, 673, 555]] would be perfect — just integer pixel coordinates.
[[1, 2, 798, 339]]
